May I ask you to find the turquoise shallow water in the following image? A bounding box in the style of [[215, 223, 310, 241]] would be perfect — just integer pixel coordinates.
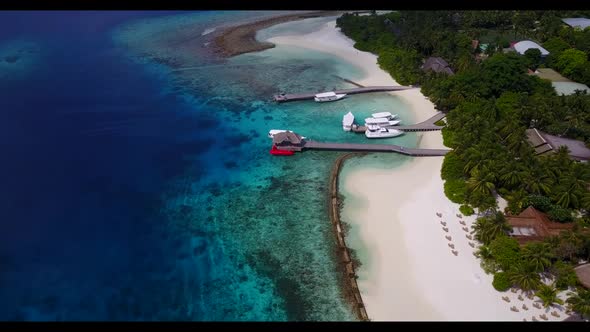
[[0, 11, 420, 321], [111, 11, 420, 320]]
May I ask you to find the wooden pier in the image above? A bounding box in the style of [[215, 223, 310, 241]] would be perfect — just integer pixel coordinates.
[[273, 85, 415, 103], [352, 112, 446, 133], [270, 118, 450, 156], [302, 141, 449, 156]]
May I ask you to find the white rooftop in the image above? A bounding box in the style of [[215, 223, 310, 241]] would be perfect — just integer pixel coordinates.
[[315, 91, 336, 98], [513, 40, 550, 56], [552, 82, 590, 96], [562, 18, 590, 29]]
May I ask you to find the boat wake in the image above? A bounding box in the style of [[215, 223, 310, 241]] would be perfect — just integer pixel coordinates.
[[201, 27, 216, 36]]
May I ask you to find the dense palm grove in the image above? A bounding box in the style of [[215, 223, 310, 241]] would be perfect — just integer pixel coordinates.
[[337, 11, 590, 318]]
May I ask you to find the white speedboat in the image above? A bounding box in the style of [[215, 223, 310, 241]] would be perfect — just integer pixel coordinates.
[[365, 117, 401, 126], [365, 125, 404, 138], [314, 91, 346, 102], [268, 129, 306, 139], [371, 111, 398, 120], [342, 112, 355, 131]]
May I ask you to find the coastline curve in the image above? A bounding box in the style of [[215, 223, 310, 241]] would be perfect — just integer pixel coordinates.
[[328, 152, 370, 321]]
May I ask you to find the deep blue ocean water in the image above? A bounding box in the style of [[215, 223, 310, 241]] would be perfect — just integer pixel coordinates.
[[0, 11, 415, 321], [0, 11, 214, 321]]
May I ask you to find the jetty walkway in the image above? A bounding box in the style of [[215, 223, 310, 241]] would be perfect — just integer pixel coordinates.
[[352, 112, 446, 133], [303, 141, 449, 156], [273, 85, 415, 103]]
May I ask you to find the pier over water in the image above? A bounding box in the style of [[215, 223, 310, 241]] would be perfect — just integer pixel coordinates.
[[352, 112, 446, 133], [273, 85, 415, 103], [271, 131, 450, 157]]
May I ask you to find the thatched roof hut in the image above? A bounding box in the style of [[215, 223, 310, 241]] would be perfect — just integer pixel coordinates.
[[272, 131, 304, 146], [575, 263, 590, 289], [506, 206, 574, 245], [421, 57, 454, 75]]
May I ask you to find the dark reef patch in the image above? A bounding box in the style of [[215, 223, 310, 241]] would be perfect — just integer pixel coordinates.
[[4, 55, 19, 63], [224, 161, 238, 169]]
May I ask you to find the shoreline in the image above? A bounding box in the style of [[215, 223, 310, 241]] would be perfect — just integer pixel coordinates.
[[211, 11, 343, 57], [263, 18, 571, 321], [328, 153, 370, 321]]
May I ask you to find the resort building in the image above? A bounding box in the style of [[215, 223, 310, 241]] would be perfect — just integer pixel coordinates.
[[575, 263, 590, 289], [525, 128, 590, 162], [532, 68, 590, 95], [506, 206, 574, 245], [471, 40, 489, 53], [421, 57, 454, 75], [512, 40, 550, 57], [562, 18, 590, 30], [272, 131, 305, 151]]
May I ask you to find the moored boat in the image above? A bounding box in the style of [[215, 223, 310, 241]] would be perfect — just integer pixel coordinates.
[[371, 111, 398, 120], [342, 112, 355, 131], [364, 117, 401, 126], [365, 125, 404, 138], [314, 91, 346, 102], [270, 145, 294, 156]]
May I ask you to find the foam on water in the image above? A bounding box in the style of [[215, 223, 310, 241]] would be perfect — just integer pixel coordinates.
[[201, 27, 216, 36]]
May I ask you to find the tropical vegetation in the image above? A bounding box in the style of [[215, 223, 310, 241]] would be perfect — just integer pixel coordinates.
[[536, 283, 565, 308], [567, 289, 590, 319], [337, 10, 590, 318]]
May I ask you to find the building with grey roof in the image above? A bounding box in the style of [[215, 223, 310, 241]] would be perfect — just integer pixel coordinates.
[[525, 128, 590, 161], [562, 18, 590, 30], [421, 57, 454, 75]]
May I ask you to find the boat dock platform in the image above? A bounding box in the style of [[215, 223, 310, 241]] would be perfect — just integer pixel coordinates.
[[351, 112, 446, 133], [273, 86, 415, 103], [271, 129, 449, 156], [301, 141, 450, 156]]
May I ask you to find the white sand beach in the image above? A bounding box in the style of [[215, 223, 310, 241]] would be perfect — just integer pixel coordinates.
[[265, 19, 570, 321]]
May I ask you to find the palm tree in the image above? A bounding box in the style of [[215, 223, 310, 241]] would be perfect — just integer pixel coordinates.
[[558, 230, 585, 261], [472, 211, 511, 245], [467, 167, 497, 197], [536, 283, 564, 308], [545, 235, 561, 250], [581, 193, 590, 211], [463, 147, 485, 175], [504, 189, 528, 214], [557, 186, 578, 208], [555, 181, 581, 209], [562, 112, 584, 136], [567, 289, 590, 319], [549, 163, 588, 210], [548, 146, 573, 176], [561, 230, 584, 248], [522, 242, 553, 273], [508, 262, 542, 292], [499, 163, 527, 188], [475, 245, 493, 260], [523, 166, 553, 196]]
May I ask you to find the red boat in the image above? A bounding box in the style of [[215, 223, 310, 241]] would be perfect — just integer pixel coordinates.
[[270, 145, 294, 156]]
